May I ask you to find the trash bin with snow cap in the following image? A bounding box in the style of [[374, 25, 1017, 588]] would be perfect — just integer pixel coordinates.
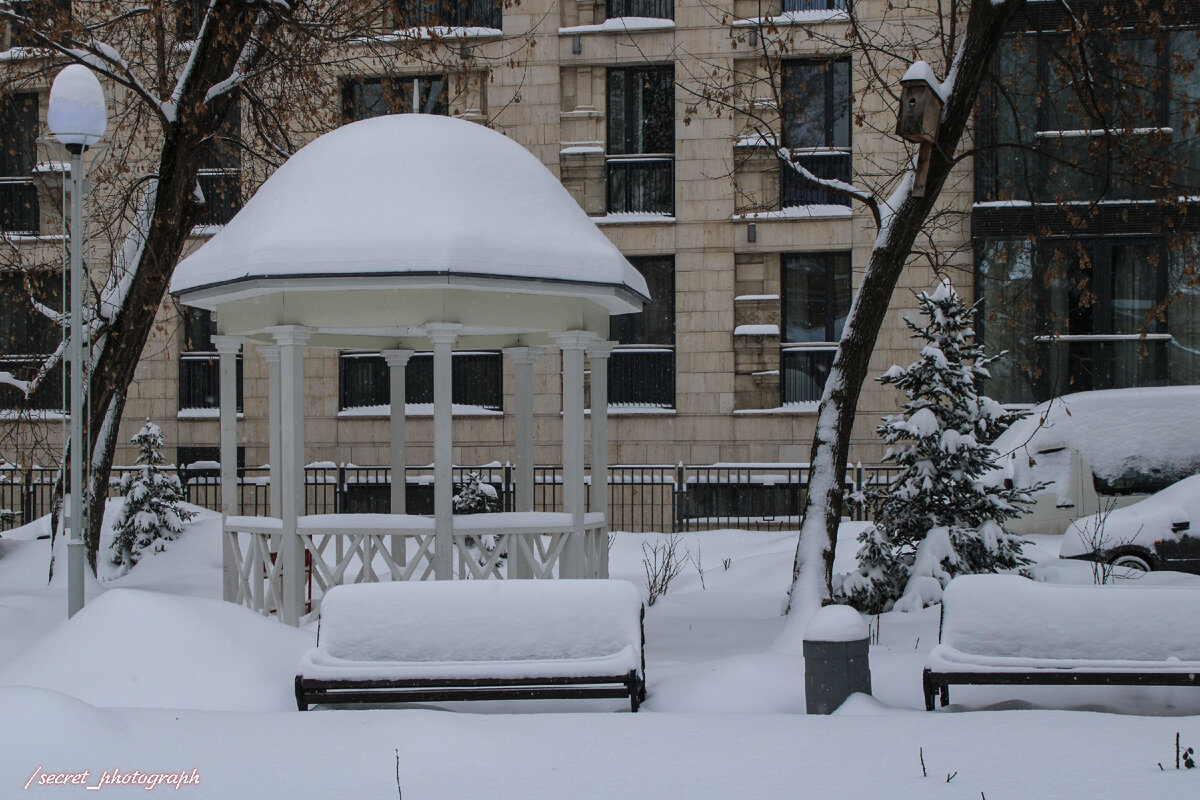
[[803, 605, 871, 714]]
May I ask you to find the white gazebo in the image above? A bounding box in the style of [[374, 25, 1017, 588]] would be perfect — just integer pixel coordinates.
[[170, 114, 649, 625]]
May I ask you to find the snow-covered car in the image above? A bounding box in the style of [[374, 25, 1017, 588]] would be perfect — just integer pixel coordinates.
[[1059, 474, 1200, 576], [989, 387, 1200, 536]]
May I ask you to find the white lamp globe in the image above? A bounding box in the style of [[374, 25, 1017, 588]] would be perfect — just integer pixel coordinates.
[[48, 64, 108, 148]]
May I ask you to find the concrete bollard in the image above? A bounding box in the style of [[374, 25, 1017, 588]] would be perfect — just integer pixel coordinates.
[[803, 605, 871, 714]]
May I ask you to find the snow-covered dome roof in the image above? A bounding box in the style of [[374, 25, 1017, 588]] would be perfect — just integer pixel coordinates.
[[170, 115, 649, 323]]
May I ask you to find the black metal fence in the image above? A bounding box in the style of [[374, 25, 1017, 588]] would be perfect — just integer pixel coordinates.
[[609, 347, 674, 408], [607, 158, 674, 215], [392, 0, 502, 29], [606, 0, 673, 19], [0, 462, 900, 534]]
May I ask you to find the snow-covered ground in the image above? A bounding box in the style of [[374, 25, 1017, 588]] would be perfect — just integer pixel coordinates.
[[1, 510, 1199, 797]]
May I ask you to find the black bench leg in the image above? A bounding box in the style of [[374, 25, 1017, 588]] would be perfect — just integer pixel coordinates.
[[939, 684, 950, 708], [628, 671, 643, 713], [922, 672, 936, 712], [295, 675, 308, 712]]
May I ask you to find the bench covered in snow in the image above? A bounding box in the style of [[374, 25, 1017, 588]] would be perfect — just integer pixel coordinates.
[[922, 575, 1200, 710], [295, 579, 646, 711]]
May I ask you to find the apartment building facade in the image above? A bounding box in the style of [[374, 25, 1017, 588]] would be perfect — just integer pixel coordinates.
[[1, 0, 1198, 489]]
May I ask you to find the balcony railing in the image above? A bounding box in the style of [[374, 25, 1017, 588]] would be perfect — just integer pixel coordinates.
[[0, 180, 38, 234], [781, 346, 834, 404], [782, 0, 846, 11], [780, 150, 851, 207], [608, 346, 674, 408], [0, 356, 61, 411], [607, 157, 674, 215], [393, 0, 502, 29], [606, 0, 673, 19], [196, 171, 241, 227], [179, 353, 243, 411]]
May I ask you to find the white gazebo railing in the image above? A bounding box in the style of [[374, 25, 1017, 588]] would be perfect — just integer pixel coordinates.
[[225, 512, 607, 624]]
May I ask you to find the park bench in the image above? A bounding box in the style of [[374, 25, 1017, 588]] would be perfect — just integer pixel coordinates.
[[922, 574, 1200, 710], [295, 579, 647, 711]]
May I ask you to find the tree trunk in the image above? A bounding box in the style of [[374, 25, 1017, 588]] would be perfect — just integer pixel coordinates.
[[786, 0, 1026, 618]]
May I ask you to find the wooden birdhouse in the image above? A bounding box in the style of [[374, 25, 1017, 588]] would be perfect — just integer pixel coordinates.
[[896, 64, 944, 144]]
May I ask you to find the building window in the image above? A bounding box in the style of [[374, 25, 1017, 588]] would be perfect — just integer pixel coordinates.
[[977, 28, 1198, 203], [0, 93, 38, 234], [978, 237, 1200, 403], [781, 252, 851, 404], [175, 0, 207, 40], [342, 75, 449, 120], [780, 58, 851, 207], [606, 66, 674, 215], [605, 0, 672, 20], [339, 351, 503, 412], [196, 99, 241, 227], [7, 0, 71, 48], [609, 256, 674, 408], [0, 271, 62, 410], [391, 0, 501, 29], [178, 307, 242, 412]]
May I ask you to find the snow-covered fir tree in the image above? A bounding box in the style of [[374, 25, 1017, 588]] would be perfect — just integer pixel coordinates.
[[453, 472, 504, 571], [109, 422, 197, 574], [835, 280, 1038, 613]]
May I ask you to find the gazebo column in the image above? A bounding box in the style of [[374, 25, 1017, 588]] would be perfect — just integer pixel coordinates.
[[502, 346, 544, 579], [213, 335, 241, 602], [426, 323, 462, 580], [554, 331, 597, 578], [269, 325, 313, 626], [382, 349, 414, 575], [258, 345, 282, 517], [587, 340, 615, 579]]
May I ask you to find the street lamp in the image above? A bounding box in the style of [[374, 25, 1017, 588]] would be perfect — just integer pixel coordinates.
[[48, 64, 107, 619]]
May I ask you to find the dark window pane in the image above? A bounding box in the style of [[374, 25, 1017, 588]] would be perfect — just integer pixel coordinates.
[[342, 76, 448, 121], [610, 256, 674, 345], [606, 66, 674, 156], [781, 59, 850, 150], [782, 0, 845, 9], [180, 307, 215, 353], [340, 351, 503, 411], [0, 93, 38, 233], [606, 0, 672, 20], [393, 0, 501, 28], [781, 252, 851, 343], [175, 0, 207, 40], [179, 353, 243, 411], [978, 239, 1037, 404], [8, 0, 71, 47]]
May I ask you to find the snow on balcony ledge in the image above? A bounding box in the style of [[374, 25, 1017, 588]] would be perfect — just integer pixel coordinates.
[[733, 205, 853, 220], [337, 404, 503, 418], [734, 324, 780, 336], [559, 17, 676, 35], [177, 409, 245, 420], [356, 26, 504, 44], [733, 403, 820, 415], [585, 406, 676, 416], [731, 9, 849, 27], [594, 212, 675, 225]]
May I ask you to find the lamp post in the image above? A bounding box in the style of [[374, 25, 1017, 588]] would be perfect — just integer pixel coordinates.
[[48, 64, 107, 619]]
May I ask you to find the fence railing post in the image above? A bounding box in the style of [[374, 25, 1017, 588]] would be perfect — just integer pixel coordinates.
[[21, 467, 33, 525], [674, 462, 685, 533], [503, 462, 512, 512]]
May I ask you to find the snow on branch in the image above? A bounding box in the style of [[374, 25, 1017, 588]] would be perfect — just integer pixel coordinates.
[[774, 143, 880, 228], [95, 180, 158, 339]]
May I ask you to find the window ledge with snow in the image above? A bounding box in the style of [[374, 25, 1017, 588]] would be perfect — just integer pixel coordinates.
[[0, 233, 67, 243], [559, 17, 676, 36], [594, 212, 675, 225], [585, 406, 676, 416], [561, 142, 605, 156], [731, 10, 849, 27], [190, 224, 226, 238], [734, 324, 780, 336], [338, 404, 503, 418], [358, 26, 504, 44], [177, 409, 245, 420], [733, 403, 820, 415], [0, 409, 67, 421], [733, 205, 853, 221]]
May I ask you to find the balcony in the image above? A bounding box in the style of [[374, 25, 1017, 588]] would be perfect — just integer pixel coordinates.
[[781, 346, 834, 404], [780, 150, 851, 207], [608, 346, 674, 408], [606, 157, 674, 216]]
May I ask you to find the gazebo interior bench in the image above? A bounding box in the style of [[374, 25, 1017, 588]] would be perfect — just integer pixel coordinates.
[[295, 579, 647, 711], [922, 575, 1200, 710]]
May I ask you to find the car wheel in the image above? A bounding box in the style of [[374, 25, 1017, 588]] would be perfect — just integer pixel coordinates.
[[1110, 552, 1152, 580]]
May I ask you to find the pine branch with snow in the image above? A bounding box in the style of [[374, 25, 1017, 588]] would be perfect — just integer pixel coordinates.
[[835, 280, 1039, 613], [109, 421, 197, 575]]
